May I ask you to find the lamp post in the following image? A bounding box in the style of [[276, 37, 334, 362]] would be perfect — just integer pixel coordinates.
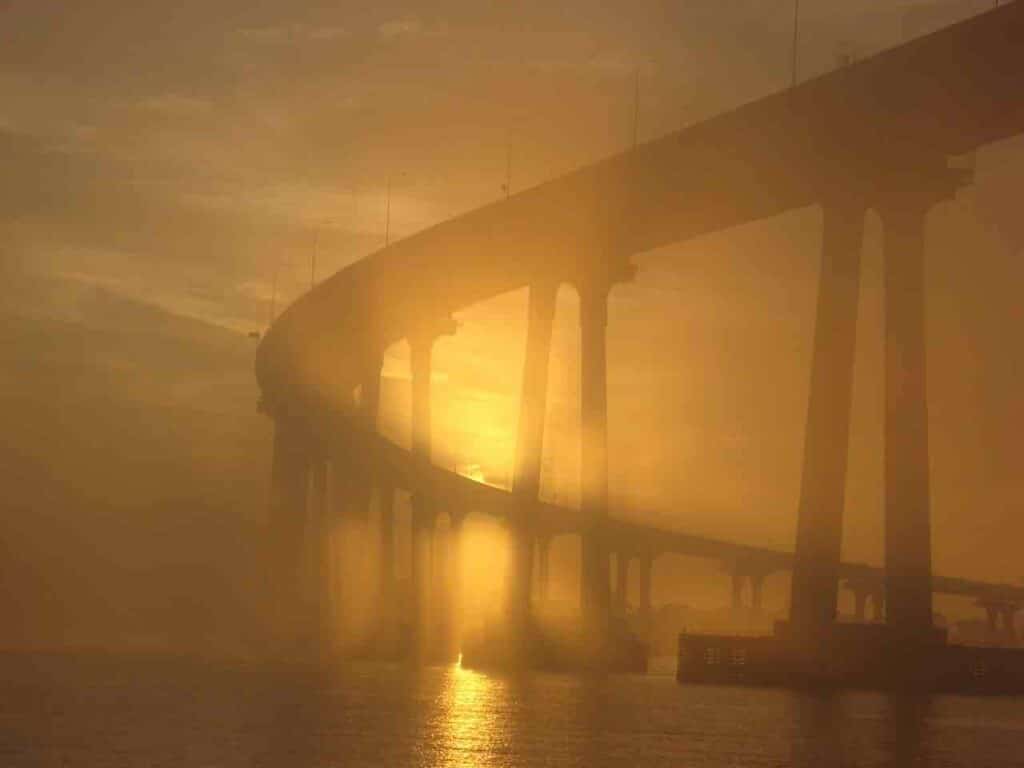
[[384, 175, 393, 246], [384, 174, 405, 246], [791, 0, 801, 87], [311, 229, 320, 289]]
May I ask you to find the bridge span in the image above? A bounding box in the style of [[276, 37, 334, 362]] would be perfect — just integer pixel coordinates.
[[255, 2, 1024, 661]]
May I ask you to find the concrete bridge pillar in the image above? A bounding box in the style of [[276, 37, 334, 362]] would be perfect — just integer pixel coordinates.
[[731, 568, 746, 612], [350, 356, 383, 522], [430, 513, 456, 661], [750, 572, 766, 614], [637, 552, 654, 638], [790, 199, 866, 636], [408, 325, 434, 661], [853, 588, 868, 622], [409, 494, 435, 659], [878, 170, 962, 642], [407, 322, 452, 660], [534, 534, 551, 604], [613, 551, 630, 618], [508, 282, 557, 649], [1003, 607, 1019, 644], [309, 457, 332, 658], [981, 602, 1019, 645], [430, 509, 466, 662], [409, 335, 435, 463], [984, 603, 1000, 642], [579, 277, 612, 655], [869, 589, 886, 623], [377, 477, 397, 648], [267, 415, 312, 652], [446, 512, 466, 658]]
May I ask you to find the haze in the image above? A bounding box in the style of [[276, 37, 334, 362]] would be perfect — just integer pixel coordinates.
[[1, 0, 1021, 656]]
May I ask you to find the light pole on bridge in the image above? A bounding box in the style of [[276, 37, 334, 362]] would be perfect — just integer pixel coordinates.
[[791, 0, 801, 88], [385, 175, 393, 246]]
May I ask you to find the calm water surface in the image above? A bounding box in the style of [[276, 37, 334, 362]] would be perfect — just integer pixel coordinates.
[[1, 653, 1022, 767]]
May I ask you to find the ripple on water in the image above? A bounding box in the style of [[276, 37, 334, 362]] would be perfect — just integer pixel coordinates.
[[0, 654, 1022, 767]]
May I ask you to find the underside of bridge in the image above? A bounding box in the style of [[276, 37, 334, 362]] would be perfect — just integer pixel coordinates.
[[253, 2, 1024, 668]]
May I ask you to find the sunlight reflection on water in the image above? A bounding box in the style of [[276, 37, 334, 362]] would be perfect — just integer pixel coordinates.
[[1, 654, 1023, 767], [437, 661, 507, 767]]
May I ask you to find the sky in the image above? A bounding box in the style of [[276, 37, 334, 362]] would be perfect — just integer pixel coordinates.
[[1, 0, 1022, 631], [3, 0, 999, 330]]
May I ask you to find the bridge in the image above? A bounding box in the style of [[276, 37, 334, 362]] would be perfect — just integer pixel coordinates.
[[255, 2, 1024, 662]]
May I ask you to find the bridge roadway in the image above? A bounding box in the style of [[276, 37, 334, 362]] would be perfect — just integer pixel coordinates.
[[255, 2, 1024, 648], [292, 398, 1024, 608]]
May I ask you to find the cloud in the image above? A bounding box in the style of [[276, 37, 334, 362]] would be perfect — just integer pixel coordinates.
[[527, 51, 659, 76], [233, 24, 349, 46], [377, 17, 450, 41], [139, 94, 214, 118], [308, 26, 350, 42]]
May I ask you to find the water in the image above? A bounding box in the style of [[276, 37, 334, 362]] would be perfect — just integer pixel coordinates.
[[1, 653, 1022, 767]]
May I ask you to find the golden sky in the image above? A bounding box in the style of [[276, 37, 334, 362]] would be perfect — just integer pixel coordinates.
[[1, 0, 1021, 589]]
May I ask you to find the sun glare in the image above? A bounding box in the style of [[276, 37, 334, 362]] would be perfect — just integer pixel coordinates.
[[437, 662, 507, 767]]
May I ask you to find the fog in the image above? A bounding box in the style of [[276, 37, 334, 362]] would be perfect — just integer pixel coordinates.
[[1, 0, 1021, 657]]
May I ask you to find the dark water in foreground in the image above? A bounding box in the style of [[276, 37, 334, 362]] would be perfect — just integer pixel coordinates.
[[1, 653, 1022, 767]]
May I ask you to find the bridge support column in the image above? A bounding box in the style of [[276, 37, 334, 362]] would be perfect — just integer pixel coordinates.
[[637, 553, 654, 639], [267, 416, 312, 654], [310, 457, 332, 658], [431, 511, 463, 662], [351, 356, 383, 522], [751, 572, 766, 614], [878, 170, 962, 641], [409, 494, 435, 659], [731, 568, 745, 612], [790, 200, 866, 637], [579, 279, 612, 658], [853, 588, 868, 622], [508, 282, 557, 653], [535, 534, 551, 604], [870, 589, 886, 623], [447, 513, 465, 658], [377, 478, 396, 649], [408, 323, 451, 660], [1004, 607, 1019, 644], [613, 552, 630, 618], [431, 515, 450, 660], [984, 604, 1000, 643]]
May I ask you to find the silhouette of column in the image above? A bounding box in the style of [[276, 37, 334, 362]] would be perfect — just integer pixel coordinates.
[[377, 477, 396, 649], [508, 282, 557, 647], [984, 604, 999, 643], [879, 178, 953, 641], [447, 512, 465, 658], [790, 201, 866, 636], [853, 588, 868, 622], [637, 552, 654, 638], [731, 567, 746, 611], [410, 334, 434, 462], [614, 552, 630, 618], [407, 320, 454, 659], [267, 416, 312, 651], [535, 534, 551, 603], [409, 492, 435, 659], [310, 457, 332, 657], [870, 589, 886, 622], [431, 515, 450, 660], [409, 332, 436, 659], [579, 278, 612, 652], [1001, 607, 1017, 644], [751, 571, 766, 614], [352, 356, 383, 521]]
